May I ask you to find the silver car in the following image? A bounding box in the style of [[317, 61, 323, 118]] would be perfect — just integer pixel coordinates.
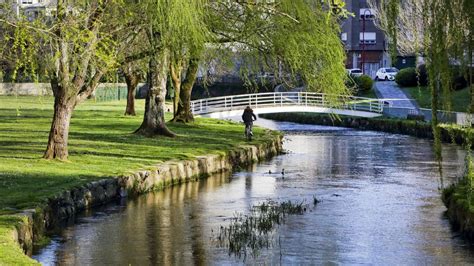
[[375, 67, 399, 81], [346, 68, 363, 77]]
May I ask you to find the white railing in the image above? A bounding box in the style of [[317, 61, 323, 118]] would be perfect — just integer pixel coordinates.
[[191, 92, 385, 115]]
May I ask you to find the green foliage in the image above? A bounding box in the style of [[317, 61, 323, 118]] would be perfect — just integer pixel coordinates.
[[354, 75, 373, 91], [345, 74, 357, 90], [395, 67, 418, 87], [385, 0, 399, 64], [210, 0, 349, 105], [373, 0, 474, 181]]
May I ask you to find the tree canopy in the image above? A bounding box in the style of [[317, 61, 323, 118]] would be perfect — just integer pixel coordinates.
[[0, 0, 352, 160]]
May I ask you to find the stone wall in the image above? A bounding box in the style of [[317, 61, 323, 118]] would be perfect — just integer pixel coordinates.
[[10, 135, 283, 261]]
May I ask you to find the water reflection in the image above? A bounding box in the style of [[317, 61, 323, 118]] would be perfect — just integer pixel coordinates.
[[34, 124, 474, 265]]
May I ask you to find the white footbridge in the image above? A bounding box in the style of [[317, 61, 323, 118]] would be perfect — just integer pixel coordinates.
[[191, 92, 386, 118]]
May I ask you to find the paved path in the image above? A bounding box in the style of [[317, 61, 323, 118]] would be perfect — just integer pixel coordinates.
[[374, 81, 418, 109]]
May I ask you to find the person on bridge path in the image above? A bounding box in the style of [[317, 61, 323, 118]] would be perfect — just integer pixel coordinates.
[[242, 106, 257, 136]]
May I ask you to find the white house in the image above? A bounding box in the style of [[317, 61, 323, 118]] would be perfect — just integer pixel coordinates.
[[0, 0, 55, 18]]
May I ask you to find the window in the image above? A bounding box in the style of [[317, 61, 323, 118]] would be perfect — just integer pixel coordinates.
[[341, 33, 347, 42], [359, 8, 376, 20], [21, 0, 33, 4], [359, 32, 376, 44]]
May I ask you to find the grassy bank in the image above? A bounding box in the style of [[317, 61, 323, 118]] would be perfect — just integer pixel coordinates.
[[402, 86, 470, 112], [0, 96, 279, 263], [261, 112, 434, 139], [441, 124, 474, 239]]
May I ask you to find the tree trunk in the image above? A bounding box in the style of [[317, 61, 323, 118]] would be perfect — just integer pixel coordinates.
[[124, 72, 138, 116], [170, 64, 182, 116], [43, 86, 75, 160], [469, 42, 474, 115], [135, 52, 175, 137], [172, 57, 199, 123]]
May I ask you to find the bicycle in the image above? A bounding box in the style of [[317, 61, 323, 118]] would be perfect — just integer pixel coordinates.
[[244, 122, 253, 141]]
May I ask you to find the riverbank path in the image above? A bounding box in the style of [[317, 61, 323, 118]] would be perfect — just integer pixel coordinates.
[[374, 81, 418, 109]]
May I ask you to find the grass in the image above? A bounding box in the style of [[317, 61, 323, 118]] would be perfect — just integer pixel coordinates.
[[402, 86, 470, 112], [0, 95, 278, 263], [0, 215, 39, 265], [356, 88, 377, 99]]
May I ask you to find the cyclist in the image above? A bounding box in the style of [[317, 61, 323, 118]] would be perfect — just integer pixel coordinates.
[[242, 106, 257, 138]]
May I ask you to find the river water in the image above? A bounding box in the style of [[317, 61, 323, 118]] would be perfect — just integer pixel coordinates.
[[34, 120, 474, 265]]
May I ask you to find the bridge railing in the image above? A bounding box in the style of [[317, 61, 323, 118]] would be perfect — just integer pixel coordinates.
[[191, 92, 384, 115]]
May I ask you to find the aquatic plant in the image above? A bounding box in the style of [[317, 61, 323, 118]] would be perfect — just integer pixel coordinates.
[[214, 199, 310, 259]]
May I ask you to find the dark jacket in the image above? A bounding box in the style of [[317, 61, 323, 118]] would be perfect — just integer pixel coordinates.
[[242, 108, 257, 124]]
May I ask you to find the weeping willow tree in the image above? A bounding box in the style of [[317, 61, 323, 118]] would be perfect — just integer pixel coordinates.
[[133, 0, 209, 135], [0, 1, 131, 160], [368, 0, 474, 168], [167, 0, 351, 124]]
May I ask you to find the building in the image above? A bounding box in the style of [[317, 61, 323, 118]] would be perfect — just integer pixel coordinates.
[[341, 0, 391, 78], [0, 0, 55, 19]]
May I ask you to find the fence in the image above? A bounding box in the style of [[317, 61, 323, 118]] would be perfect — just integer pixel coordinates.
[[384, 106, 473, 126], [0, 83, 130, 101], [93, 86, 128, 102]]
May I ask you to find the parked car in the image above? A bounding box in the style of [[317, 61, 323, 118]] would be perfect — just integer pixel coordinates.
[[375, 67, 399, 81], [346, 68, 363, 77]]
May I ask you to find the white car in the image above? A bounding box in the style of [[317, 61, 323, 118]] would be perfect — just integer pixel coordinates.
[[375, 67, 399, 81], [346, 68, 363, 77]]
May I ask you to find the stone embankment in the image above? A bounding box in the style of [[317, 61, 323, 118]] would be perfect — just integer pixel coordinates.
[[9, 135, 282, 262]]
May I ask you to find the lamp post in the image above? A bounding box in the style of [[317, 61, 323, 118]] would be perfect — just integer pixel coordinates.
[[361, 8, 372, 75]]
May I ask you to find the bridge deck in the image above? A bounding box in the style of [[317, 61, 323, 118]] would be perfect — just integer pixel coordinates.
[[191, 92, 385, 118]]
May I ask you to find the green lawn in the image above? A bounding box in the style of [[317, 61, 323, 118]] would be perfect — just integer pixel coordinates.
[[0, 95, 278, 263], [356, 88, 378, 99], [402, 86, 470, 112]]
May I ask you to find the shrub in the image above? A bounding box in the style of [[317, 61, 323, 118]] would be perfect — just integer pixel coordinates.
[[450, 66, 474, 91], [416, 64, 428, 86], [453, 75, 467, 91], [395, 67, 418, 87], [354, 75, 373, 91], [395, 66, 429, 87]]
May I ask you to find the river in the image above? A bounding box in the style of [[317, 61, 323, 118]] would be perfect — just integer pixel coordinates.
[[34, 119, 474, 265]]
